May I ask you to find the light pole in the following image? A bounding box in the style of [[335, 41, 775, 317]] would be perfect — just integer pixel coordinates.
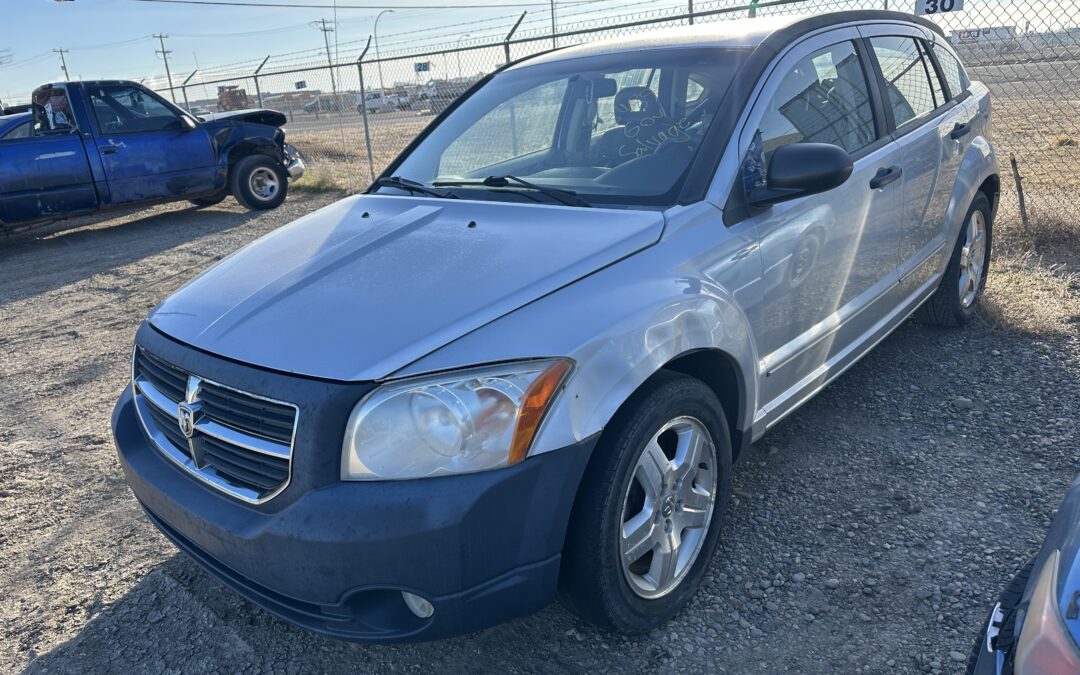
[[374, 9, 394, 94], [455, 34, 470, 79]]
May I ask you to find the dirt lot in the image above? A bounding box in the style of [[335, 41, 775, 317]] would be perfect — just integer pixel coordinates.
[[1, 194, 1078, 674]]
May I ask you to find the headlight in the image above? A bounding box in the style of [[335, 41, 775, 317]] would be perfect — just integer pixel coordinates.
[[1014, 550, 1080, 674], [341, 359, 572, 480]]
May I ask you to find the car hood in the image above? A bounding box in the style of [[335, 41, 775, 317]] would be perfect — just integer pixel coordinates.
[[149, 194, 664, 381], [199, 108, 287, 127]]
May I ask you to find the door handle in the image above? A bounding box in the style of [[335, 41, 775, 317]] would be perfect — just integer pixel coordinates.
[[869, 165, 902, 190], [949, 122, 972, 140], [100, 147, 119, 155]]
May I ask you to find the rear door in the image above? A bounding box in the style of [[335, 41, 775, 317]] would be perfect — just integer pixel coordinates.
[[0, 86, 97, 224], [861, 27, 972, 292], [86, 83, 217, 204]]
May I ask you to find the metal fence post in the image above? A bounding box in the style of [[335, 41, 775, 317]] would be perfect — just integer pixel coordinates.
[[253, 55, 270, 108], [688, 0, 694, 25], [181, 69, 198, 112], [504, 11, 527, 65], [357, 36, 376, 183]]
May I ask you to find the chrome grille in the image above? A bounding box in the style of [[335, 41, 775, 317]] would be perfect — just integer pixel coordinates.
[[131, 347, 298, 503]]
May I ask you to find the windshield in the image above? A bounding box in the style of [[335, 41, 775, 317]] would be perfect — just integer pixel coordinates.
[[386, 47, 749, 208]]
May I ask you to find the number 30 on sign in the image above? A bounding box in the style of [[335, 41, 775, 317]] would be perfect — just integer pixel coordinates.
[[916, 0, 963, 14]]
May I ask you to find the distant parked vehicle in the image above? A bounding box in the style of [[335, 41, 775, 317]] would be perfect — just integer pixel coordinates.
[[303, 94, 348, 113], [357, 89, 411, 114], [0, 81, 304, 230], [969, 473, 1080, 674]]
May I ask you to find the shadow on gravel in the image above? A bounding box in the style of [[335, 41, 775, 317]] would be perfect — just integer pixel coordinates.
[[22, 553, 644, 674], [0, 204, 261, 308]]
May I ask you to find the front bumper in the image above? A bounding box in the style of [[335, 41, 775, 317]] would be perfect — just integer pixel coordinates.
[[284, 144, 305, 180], [112, 327, 594, 642]]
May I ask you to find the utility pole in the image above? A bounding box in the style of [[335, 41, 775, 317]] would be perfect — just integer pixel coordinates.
[[315, 18, 338, 97], [154, 34, 176, 103], [53, 48, 70, 81]]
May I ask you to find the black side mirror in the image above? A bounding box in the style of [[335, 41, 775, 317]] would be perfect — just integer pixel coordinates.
[[748, 143, 853, 209]]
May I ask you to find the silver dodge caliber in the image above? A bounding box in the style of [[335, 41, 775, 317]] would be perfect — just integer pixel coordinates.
[[112, 11, 998, 641]]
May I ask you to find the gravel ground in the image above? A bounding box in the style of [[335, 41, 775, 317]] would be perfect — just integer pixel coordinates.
[[1, 195, 1077, 674]]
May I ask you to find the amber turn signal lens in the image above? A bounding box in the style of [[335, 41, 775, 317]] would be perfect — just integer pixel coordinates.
[[508, 359, 572, 464]]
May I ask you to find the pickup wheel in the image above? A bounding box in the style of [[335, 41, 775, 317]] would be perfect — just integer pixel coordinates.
[[558, 371, 731, 633], [918, 192, 993, 327], [231, 155, 288, 211], [189, 191, 228, 207]]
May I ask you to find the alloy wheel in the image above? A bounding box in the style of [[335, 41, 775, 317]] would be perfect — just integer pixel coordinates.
[[619, 416, 718, 599]]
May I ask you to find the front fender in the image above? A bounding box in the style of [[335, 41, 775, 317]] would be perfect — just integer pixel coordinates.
[[393, 235, 759, 458], [208, 122, 284, 174]]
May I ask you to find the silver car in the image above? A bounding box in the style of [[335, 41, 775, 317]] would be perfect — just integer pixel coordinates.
[[112, 10, 998, 641]]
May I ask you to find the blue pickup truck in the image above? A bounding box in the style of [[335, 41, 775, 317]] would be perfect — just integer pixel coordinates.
[[0, 81, 304, 231]]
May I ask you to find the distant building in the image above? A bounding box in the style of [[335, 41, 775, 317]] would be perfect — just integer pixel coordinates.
[[951, 26, 1018, 45]]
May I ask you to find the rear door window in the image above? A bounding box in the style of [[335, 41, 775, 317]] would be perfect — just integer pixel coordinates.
[[31, 87, 77, 135], [869, 36, 941, 128]]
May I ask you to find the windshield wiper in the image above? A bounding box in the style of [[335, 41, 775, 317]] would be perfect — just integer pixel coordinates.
[[370, 175, 457, 199], [434, 175, 591, 207]]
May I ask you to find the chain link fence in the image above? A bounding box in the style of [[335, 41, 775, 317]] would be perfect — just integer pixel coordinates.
[[154, 0, 1079, 239]]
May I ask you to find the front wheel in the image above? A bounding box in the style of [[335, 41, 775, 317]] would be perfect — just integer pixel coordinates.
[[230, 155, 288, 211], [558, 371, 731, 633], [918, 192, 993, 326]]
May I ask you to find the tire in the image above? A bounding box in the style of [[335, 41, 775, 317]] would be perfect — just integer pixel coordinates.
[[558, 371, 732, 633], [230, 155, 288, 211], [188, 191, 227, 207], [918, 191, 993, 326]]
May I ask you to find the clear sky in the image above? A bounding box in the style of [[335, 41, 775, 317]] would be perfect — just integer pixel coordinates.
[[0, 0, 650, 102], [0, 0, 1074, 104]]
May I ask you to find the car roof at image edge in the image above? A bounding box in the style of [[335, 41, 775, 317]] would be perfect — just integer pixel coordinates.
[[509, 10, 946, 70]]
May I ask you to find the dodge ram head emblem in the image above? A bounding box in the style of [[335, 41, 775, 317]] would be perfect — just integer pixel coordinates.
[[177, 401, 201, 439]]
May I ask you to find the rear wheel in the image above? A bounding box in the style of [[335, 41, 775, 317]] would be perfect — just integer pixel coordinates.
[[558, 371, 731, 632], [231, 155, 288, 211], [918, 192, 993, 326]]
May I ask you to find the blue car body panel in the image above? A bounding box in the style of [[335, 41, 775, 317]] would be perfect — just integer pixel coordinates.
[[0, 81, 289, 228]]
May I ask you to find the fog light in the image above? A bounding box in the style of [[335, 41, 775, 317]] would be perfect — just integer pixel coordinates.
[[402, 591, 435, 619]]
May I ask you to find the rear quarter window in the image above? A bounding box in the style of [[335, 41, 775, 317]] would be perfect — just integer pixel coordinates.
[[933, 45, 968, 98]]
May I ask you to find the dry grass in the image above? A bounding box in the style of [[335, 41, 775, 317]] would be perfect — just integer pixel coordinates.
[[981, 244, 1080, 336], [290, 167, 352, 194]]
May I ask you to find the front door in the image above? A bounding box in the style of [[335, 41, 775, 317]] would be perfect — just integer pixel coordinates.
[[733, 33, 905, 418], [86, 83, 216, 204]]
